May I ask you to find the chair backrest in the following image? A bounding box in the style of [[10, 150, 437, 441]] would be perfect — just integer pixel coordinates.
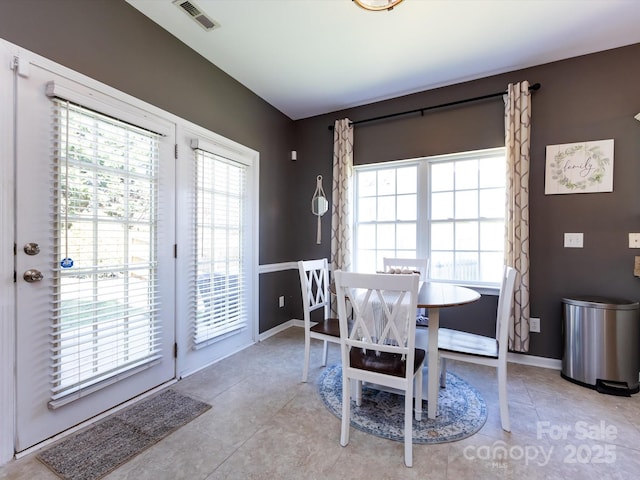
[[382, 257, 429, 281], [298, 259, 331, 325], [333, 270, 420, 363], [496, 266, 517, 358]]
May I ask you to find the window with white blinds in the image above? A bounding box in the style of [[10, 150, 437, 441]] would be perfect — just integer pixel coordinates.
[[193, 148, 247, 347], [50, 98, 162, 405]]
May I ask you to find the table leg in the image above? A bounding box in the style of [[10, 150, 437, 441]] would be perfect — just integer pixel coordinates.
[[427, 307, 439, 419]]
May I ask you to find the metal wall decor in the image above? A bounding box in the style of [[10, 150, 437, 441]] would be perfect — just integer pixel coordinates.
[[311, 175, 329, 244]]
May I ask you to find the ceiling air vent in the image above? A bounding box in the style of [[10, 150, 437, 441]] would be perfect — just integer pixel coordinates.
[[173, 0, 219, 31]]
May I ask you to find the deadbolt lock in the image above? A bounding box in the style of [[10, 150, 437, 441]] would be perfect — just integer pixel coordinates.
[[24, 243, 40, 255]]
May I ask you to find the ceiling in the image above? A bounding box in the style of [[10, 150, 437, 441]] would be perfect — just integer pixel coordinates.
[[126, 0, 640, 120]]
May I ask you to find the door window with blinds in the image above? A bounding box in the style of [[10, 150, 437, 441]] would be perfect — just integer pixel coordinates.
[[192, 147, 248, 347], [50, 98, 162, 404]]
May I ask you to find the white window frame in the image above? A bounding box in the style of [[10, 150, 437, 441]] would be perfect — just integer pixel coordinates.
[[353, 147, 505, 290], [174, 127, 259, 379], [352, 162, 422, 273]]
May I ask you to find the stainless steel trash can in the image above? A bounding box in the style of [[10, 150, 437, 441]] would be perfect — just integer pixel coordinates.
[[562, 296, 640, 395]]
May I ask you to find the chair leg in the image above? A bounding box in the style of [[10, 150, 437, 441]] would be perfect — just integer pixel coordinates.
[[340, 372, 351, 447], [354, 379, 363, 406], [497, 363, 511, 432], [321, 339, 329, 367], [414, 369, 423, 421], [440, 357, 447, 388], [404, 383, 413, 467], [302, 332, 311, 383]]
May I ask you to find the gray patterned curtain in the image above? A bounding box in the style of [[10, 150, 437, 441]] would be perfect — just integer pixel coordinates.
[[331, 118, 353, 273], [504, 81, 531, 352]]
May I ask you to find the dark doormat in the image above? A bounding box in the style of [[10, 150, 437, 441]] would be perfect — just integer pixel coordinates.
[[37, 389, 211, 480]]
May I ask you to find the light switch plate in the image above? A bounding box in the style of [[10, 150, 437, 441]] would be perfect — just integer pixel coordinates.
[[629, 233, 640, 248], [564, 233, 583, 248], [530, 317, 541, 333]]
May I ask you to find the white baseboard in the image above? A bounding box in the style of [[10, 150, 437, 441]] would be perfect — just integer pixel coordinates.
[[258, 319, 299, 341], [508, 352, 561, 370]]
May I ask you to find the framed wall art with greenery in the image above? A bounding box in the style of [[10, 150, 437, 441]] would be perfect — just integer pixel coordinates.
[[545, 139, 614, 194]]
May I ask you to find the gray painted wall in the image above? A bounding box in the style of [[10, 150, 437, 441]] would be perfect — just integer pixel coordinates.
[[2, 1, 640, 358], [294, 43, 640, 359]]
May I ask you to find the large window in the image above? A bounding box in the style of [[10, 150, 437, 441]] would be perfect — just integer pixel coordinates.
[[353, 147, 505, 286]]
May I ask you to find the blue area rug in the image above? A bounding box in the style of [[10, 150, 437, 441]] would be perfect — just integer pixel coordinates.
[[319, 364, 487, 444]]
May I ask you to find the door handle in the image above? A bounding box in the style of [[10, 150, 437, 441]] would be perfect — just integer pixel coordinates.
[[23, 269, 44, 283]]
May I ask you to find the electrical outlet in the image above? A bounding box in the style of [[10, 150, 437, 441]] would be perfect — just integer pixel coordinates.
[[629, 233, 640, 248], [564, 233, 583, 248], [530, 317, 541, 333], [278, 295, 285, 308]]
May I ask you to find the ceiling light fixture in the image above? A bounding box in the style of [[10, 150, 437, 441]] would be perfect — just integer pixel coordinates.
[[353, 0, 405, 12]]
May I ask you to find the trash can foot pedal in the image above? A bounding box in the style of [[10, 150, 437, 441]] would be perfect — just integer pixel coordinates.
[[595, 379, 636, 397]]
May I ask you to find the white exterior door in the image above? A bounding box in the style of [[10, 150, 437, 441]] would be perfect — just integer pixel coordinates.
[[13, 54, 176, 451]]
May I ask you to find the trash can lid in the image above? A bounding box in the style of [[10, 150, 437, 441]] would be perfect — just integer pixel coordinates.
[[562, 295, 639, 310]]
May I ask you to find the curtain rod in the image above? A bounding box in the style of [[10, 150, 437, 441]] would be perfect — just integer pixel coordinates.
[[328, 83, 540, 130]]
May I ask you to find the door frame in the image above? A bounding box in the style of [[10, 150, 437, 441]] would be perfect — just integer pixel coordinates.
[[0, 39, 17, 465], [0, 38, 259, 463]]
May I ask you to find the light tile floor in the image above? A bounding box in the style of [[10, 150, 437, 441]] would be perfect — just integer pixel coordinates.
[[2, 326, 640, 480]]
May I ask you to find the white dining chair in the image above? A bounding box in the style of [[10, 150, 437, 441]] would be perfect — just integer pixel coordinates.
[[382, 257, 429, 280], [298, 258, 341, 383], [334, 270, 424, 467], [383, 257, 429, 326], [438, 265, 517, 431]]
